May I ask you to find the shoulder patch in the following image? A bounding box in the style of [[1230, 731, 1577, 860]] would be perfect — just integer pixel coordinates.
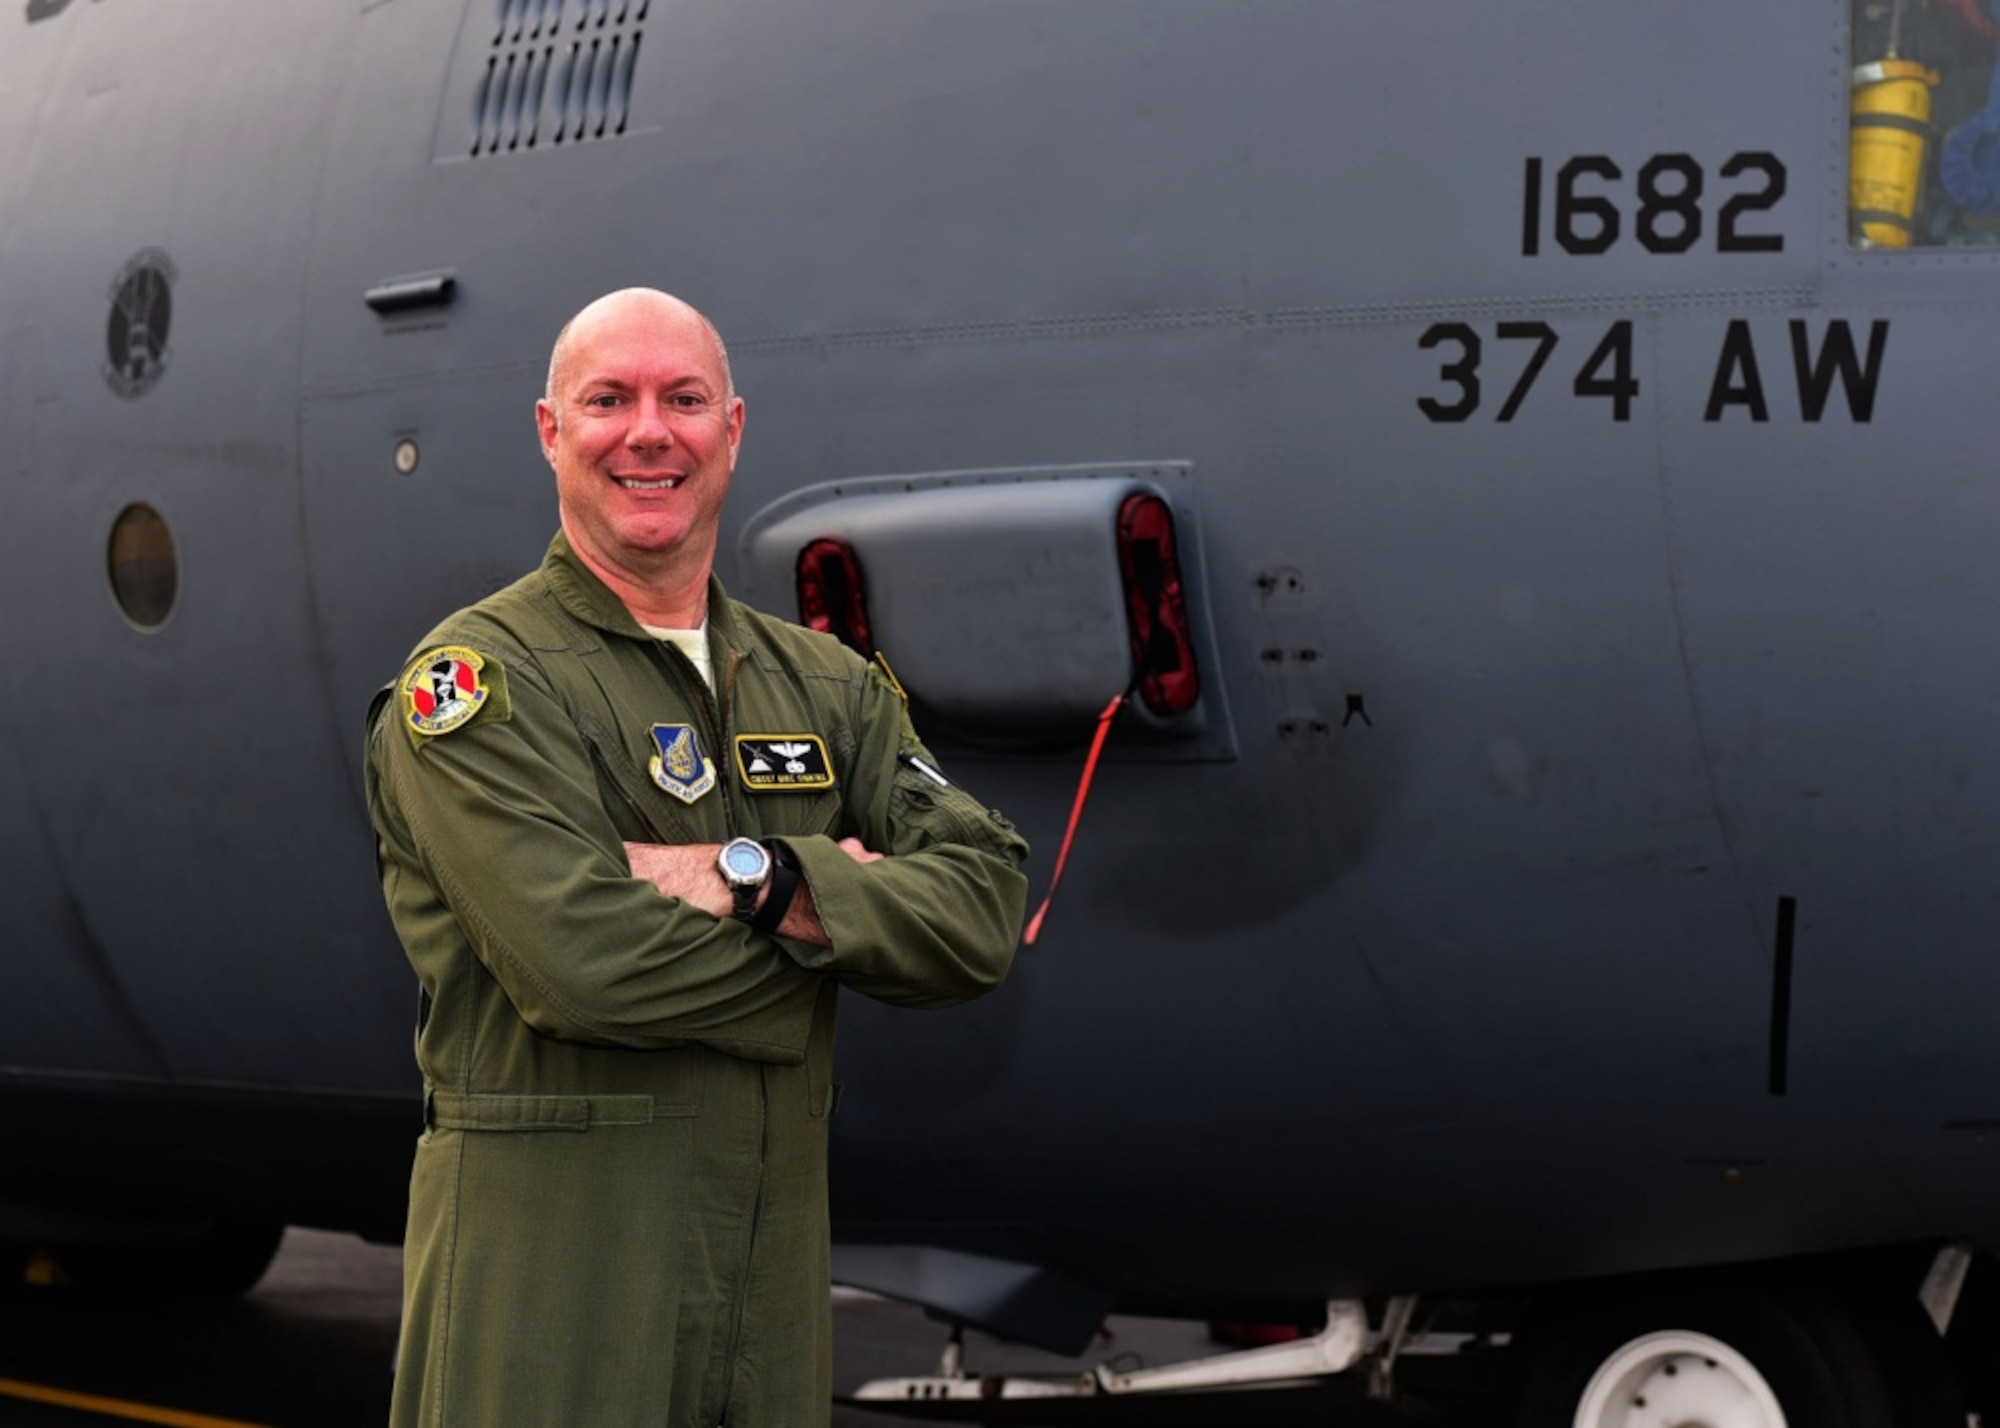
[[735, 734, 836, 791], [401, 646, 500, 740]]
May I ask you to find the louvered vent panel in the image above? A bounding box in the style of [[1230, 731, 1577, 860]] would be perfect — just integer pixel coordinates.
[[468, 0, 649, 157]]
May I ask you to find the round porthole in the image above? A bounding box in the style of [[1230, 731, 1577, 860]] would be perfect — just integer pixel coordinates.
[[108, 503, 178, 630]]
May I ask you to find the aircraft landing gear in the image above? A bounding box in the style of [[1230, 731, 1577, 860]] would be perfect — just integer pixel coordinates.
[[849, 1299, 1374, 1406], [1507, 1266, 1968, 1428], [5, 1216, 284, 1302], [1587, 1332, 1789, 1425]]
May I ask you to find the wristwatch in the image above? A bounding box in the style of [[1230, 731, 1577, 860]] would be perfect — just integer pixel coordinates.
[[716, 837, 773, 922]]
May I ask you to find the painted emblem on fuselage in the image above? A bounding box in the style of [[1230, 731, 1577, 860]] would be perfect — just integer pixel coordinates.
[[103, 249, 176, 400]]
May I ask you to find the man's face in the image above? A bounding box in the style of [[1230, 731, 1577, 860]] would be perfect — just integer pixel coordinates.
[[536, 296, 745, 581]]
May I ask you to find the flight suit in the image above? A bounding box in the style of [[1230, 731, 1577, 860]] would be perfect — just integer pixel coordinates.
[[363, 532, 1029, 1427]]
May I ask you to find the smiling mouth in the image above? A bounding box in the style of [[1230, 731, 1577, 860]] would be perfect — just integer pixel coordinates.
[[616, 476, 684, 490]]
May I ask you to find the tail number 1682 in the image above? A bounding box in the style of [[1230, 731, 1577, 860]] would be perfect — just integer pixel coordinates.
[[1521, 152, 1787, 257]]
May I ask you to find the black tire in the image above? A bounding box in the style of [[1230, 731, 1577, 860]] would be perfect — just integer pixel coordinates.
[[12, 1217, 285, 1302], [1944, 1249, 2000, 1421], [1797, 1287, 1966, 1428], [1507, 1285, 1960, 1428], [1824, 1288, 1976, 1424]]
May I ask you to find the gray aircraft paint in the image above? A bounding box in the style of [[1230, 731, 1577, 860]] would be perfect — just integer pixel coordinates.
[[3, 0, 1997, 1344]]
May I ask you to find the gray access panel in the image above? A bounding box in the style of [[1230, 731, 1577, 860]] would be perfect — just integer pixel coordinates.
[[737, 464, 1234, 759]]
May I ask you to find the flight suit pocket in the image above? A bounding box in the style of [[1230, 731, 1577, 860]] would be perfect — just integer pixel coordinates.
[[806, 982, 839, 1119], [743, 786, 842, 841], [578, 718, 707, 846]]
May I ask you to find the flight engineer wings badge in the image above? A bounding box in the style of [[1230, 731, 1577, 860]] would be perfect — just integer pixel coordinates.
[[403, 646, 488, 737], [649, 723, 717, 805], [735, 734, 835, 791]]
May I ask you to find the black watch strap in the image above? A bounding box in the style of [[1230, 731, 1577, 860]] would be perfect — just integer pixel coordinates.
[[750, 840, 801, 935]]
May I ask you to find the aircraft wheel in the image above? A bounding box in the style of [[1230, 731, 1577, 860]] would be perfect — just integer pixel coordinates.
[[1571, 1329, 1786, 1426], [1507, 1287, 1961, 1428], [10, 1216, 285, 1302]]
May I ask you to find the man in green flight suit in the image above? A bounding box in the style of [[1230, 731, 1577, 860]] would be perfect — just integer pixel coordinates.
[[364, 288, 1029, 1427]]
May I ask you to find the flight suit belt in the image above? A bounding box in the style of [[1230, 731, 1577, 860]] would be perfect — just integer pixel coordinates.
[[423, 1088, 677, 1131]]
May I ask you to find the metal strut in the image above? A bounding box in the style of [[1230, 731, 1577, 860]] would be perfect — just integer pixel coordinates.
[[1919, 1239, 1975, 1336], [1366, 1294, 1420, 1401], [851, 1299, 1370, 1405]]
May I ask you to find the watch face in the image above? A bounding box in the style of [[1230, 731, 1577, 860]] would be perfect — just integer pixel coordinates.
[[721, 841, 767, 879]]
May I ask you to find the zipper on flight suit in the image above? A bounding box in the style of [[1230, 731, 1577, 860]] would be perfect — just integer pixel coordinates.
[[659, 637, 769, 1422]]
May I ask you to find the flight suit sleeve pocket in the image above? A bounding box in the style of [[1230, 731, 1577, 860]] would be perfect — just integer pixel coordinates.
[[889, 761, 1028, 863]]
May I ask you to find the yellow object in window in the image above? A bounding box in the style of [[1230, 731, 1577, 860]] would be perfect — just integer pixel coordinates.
[[1851, 59, 1940, 247]]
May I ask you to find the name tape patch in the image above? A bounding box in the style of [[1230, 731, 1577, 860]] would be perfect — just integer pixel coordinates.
[[735, 734, 835, 791]]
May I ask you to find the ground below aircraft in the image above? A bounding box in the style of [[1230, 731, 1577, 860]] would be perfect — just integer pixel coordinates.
[[4, 0, 2000, 1423]]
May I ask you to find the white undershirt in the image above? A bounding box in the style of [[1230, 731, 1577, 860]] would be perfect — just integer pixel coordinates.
[[640, 621, 713, 691]]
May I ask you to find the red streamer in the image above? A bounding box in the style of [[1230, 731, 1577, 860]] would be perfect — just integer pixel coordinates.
[[1022, 693, 1127, 946]]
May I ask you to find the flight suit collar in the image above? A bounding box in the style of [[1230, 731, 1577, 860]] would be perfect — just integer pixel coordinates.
[[539, 531, 748, 657]]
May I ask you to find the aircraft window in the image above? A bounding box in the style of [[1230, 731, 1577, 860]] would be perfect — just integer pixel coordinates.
[[107, 503, 178, 631], [1850, 0, 2000, 247]]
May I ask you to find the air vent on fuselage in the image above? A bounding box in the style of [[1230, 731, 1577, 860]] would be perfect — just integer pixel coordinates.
[[468, 0, 648, 157]]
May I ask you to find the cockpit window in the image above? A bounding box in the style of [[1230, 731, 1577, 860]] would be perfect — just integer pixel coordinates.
[[1851, 0, 2000, 247]]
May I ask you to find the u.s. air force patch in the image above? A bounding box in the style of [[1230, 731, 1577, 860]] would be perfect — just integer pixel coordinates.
[[735, 734, 835, 791], [403, 646, 489, 737], [649, 723, 717, 804]]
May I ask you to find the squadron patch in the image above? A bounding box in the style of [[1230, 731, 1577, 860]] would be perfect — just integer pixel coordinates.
[[649, 723, 717, 805], [403, 646, 489, 737], [735, 735, 835, 791]]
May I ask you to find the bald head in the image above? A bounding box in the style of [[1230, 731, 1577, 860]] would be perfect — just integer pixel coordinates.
[[545, 288, 735, 406], [533, 285, 748, 622]]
